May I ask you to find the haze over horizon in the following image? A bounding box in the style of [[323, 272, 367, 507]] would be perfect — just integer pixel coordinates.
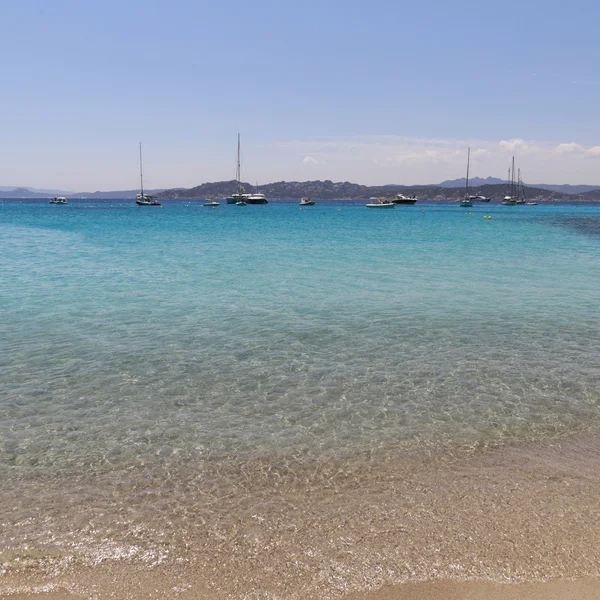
[[2, 0, 600, 191]]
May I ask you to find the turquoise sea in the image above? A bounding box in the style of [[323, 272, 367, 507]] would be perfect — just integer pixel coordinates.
[[1, 199, 599, 595]]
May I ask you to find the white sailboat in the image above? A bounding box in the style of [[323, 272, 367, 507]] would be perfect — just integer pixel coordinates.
[[459, 148, 473, 207], [226, 134, 252, 204], [502, 158, 517, 205], [135, 143, 161, 206]]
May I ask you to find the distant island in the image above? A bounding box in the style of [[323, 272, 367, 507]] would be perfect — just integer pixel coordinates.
[[3, 180, 600, 201], [156, 179, 600, 202]]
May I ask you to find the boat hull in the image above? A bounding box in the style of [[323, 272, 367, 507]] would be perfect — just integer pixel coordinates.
[[392, 199, 417, 205], [246, 198, 268, 204], [366, 203, 395, 209]]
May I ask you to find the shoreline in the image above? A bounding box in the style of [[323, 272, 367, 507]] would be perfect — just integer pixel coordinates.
[[2, 433, 600, 598]]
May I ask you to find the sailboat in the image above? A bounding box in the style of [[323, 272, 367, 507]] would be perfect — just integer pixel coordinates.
[[514, 168, 526, 204], [502, 158, 517, 205], [135, 143, 161, 206], [459, 147, 473, 207], [226, 134, 251, 204]]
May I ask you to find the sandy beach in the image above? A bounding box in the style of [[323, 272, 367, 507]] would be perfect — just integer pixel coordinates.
[[2, 434, 600, 599]]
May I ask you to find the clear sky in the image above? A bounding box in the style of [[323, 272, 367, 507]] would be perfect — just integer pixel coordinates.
[[1, 0, 599, 191]]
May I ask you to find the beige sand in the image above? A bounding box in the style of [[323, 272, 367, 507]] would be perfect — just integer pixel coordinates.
[[3, 577, 600, 600], [3, 435, 600, 598]]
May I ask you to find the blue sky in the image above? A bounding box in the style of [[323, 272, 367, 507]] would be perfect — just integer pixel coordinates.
[[1, 0, 600, 190]]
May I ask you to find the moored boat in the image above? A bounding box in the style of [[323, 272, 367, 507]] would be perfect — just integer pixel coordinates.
[[392, 193, 417, 204], [135, 143, 161, 206], [366, 198, 395, 208], [246, 192, 268, 204], [459, 148, 473, 207], [299, 197, 314, 206], [204, 199, 220, 207], [49, 196, 68, 204]]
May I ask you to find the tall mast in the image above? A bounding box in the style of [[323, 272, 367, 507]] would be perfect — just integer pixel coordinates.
[[139, 142, 144, 196], [236, 134, 242, 195], [511, 156, 515, 198], [465, 147, 470, 199]]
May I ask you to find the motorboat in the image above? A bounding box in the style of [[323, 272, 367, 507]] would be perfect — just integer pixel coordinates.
[[299, 197, 314, 206], [366, 198, 395, 208], [392, 193, 417, 205], [246, 192, 268, 204], [235, 200, 247, 206], [49, 196, 67, 204], [204, 199, 220, 207]]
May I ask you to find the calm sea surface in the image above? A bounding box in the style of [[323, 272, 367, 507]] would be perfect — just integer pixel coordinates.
[[1, 199, 599, 594]]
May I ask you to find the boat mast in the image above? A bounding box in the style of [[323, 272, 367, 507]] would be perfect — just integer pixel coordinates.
[[511, 156, 515, 199], [236, 134, 242, 195], [465, 147, 470, 200], [139, 142, 144, 197]]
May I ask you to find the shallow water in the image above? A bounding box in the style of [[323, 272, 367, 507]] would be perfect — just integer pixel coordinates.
[[1, 199, 599, 596]]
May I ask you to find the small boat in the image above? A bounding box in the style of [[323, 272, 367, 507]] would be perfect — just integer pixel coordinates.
[[299, 197, 314, 206], [526, 201, 538, 205], [470, 194, 491, 202], [235, 200, 247, 206], [366, 197, 395, 208], [459, 148, 473, 207], [49, 196, 67, 204], [246, 192, 268, 204], [204, 199, 220, 207], [135, 143, 161, 206], [392, 193, 417, 205]]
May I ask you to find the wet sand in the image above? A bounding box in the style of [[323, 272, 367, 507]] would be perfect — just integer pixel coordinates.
[[2, 434, 600, 598]]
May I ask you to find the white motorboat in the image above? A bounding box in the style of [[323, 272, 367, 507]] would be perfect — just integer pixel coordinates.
[[49, 196, 67, 204], [246, 192, 268, 204], [366, 198, 395, 208], [135, 143, 161, 206], [204, 199, 220, 207], [299, 197, 314, 206]]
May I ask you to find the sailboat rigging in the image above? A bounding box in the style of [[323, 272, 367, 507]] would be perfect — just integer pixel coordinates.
[[136, 143, 161, 206], [226, 134, 251, 204], [459, 147, 473, 207]]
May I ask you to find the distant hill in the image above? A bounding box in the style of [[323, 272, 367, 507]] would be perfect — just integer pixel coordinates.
[[527, 183, 600, 195], [441, 178, 600, 195], [0, 187, 55, 199], [440, 176, 505, 188], [71, 189, 168, 200], [157, 180, 573, 201], [0, 185, 74, 195]]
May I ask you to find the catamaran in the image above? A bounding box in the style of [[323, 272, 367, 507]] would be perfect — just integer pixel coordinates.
[[135, 143, 161, 206]]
